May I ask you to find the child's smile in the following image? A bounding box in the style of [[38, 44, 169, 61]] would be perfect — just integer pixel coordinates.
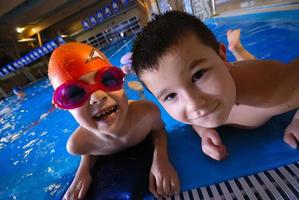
[[92, 104, 119, 122]]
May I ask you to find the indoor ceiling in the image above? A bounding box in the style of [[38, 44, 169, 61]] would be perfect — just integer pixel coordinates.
[[0, 0, 116, 66]]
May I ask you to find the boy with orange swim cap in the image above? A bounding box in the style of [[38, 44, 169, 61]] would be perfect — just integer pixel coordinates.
[[48, 42, 180, 199]]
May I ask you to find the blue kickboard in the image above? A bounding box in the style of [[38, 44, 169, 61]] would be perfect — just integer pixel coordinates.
[[87, 137, 153, 200], [166, 110, 299, 193]]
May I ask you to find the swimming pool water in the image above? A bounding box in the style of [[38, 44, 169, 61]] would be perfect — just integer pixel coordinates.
[[0, 9, 299, 199]]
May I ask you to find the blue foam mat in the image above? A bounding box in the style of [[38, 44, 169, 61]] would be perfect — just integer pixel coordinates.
[[163, 110, 299, 194]]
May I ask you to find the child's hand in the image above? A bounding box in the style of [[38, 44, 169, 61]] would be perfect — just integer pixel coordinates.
[[149, 157, 180, 198], [284, 118, 299, 148], [63, 172, 92, 200], [201, 128, 228, 160]]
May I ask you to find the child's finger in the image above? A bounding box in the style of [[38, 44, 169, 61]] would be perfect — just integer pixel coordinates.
[[156, 175, 164, 197], [149, 174, 158, 197], [205, 140, 227, 160], [78, 181, 90, 199], [208, 132, 222, 146], [73, 188, 80, 200], [292, 131, 299, 142], [64, 185, 77, 200], [73, 181, 82, 199], [62, 194, 69, 200], [205, 145, 221, 160], [69, 192, 76, 200], [63, 191, 71, 200], [162, 177, 171, 197], [284, 132, 297, 148], [170, 176, 180, 196]]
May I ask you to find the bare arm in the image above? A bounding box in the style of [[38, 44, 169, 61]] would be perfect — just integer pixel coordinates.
[[231, 59, 299, 111], [150, 105, 168, 162], [63, 128, 97, 200], [232, 59, 299, 148], [147, 103, 180, 198], [192, 125, 208, 138], [151, 128, 168, 163], [66, 126, 106, 155], [63, 155, 96, 200], [76, 155, 97, 175]]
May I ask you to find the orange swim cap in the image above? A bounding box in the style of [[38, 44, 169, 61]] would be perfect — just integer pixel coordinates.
[[48, 42, 112, 88]]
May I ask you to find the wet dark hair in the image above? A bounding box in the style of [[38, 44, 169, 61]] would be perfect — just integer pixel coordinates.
[[132, 11, 220, 77]]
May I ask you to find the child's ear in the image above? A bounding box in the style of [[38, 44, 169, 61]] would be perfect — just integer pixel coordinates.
[[218, 43, 227, 62]]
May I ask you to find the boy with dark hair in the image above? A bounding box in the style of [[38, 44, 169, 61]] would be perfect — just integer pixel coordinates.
[[132, 11, 299, 161]]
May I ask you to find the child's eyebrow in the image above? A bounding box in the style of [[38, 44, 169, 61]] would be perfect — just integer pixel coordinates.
[[188, 59, 208, 71], [157, 89, 169, 100], [179, 58, 208, 77]]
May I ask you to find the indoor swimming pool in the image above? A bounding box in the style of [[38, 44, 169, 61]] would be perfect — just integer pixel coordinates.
[[0, 8, 299, 200]]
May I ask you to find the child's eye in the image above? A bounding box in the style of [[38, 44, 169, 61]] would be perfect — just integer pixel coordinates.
[[192, 70, 206, 83], [164, 93, 177, 101]]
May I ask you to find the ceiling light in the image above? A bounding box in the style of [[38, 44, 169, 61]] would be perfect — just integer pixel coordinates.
[[16, 27, 25, 33], [18, 38, 36, 42], [32, 28, 37, 34]]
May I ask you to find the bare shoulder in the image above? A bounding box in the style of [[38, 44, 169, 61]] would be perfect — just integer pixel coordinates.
[[231, 59, 298, 94], [128, 100, 163, 129], [231, 59, 299, 75], [129, 99, 159, 114], [230, 59, 299, 114], [66, 127, 92, 155]]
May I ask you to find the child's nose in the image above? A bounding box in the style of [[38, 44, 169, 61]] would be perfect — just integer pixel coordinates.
[[89, 90, 107, 105], [186, 96, 207, 112], [184, 90, 207, 112]]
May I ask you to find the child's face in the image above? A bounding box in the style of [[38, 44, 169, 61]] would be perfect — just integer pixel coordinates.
[[140, 33, 236, 128], [69, 71, 128, 134]]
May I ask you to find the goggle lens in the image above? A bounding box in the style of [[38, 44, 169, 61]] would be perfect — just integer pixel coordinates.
[[99, 67, 124, 91]]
